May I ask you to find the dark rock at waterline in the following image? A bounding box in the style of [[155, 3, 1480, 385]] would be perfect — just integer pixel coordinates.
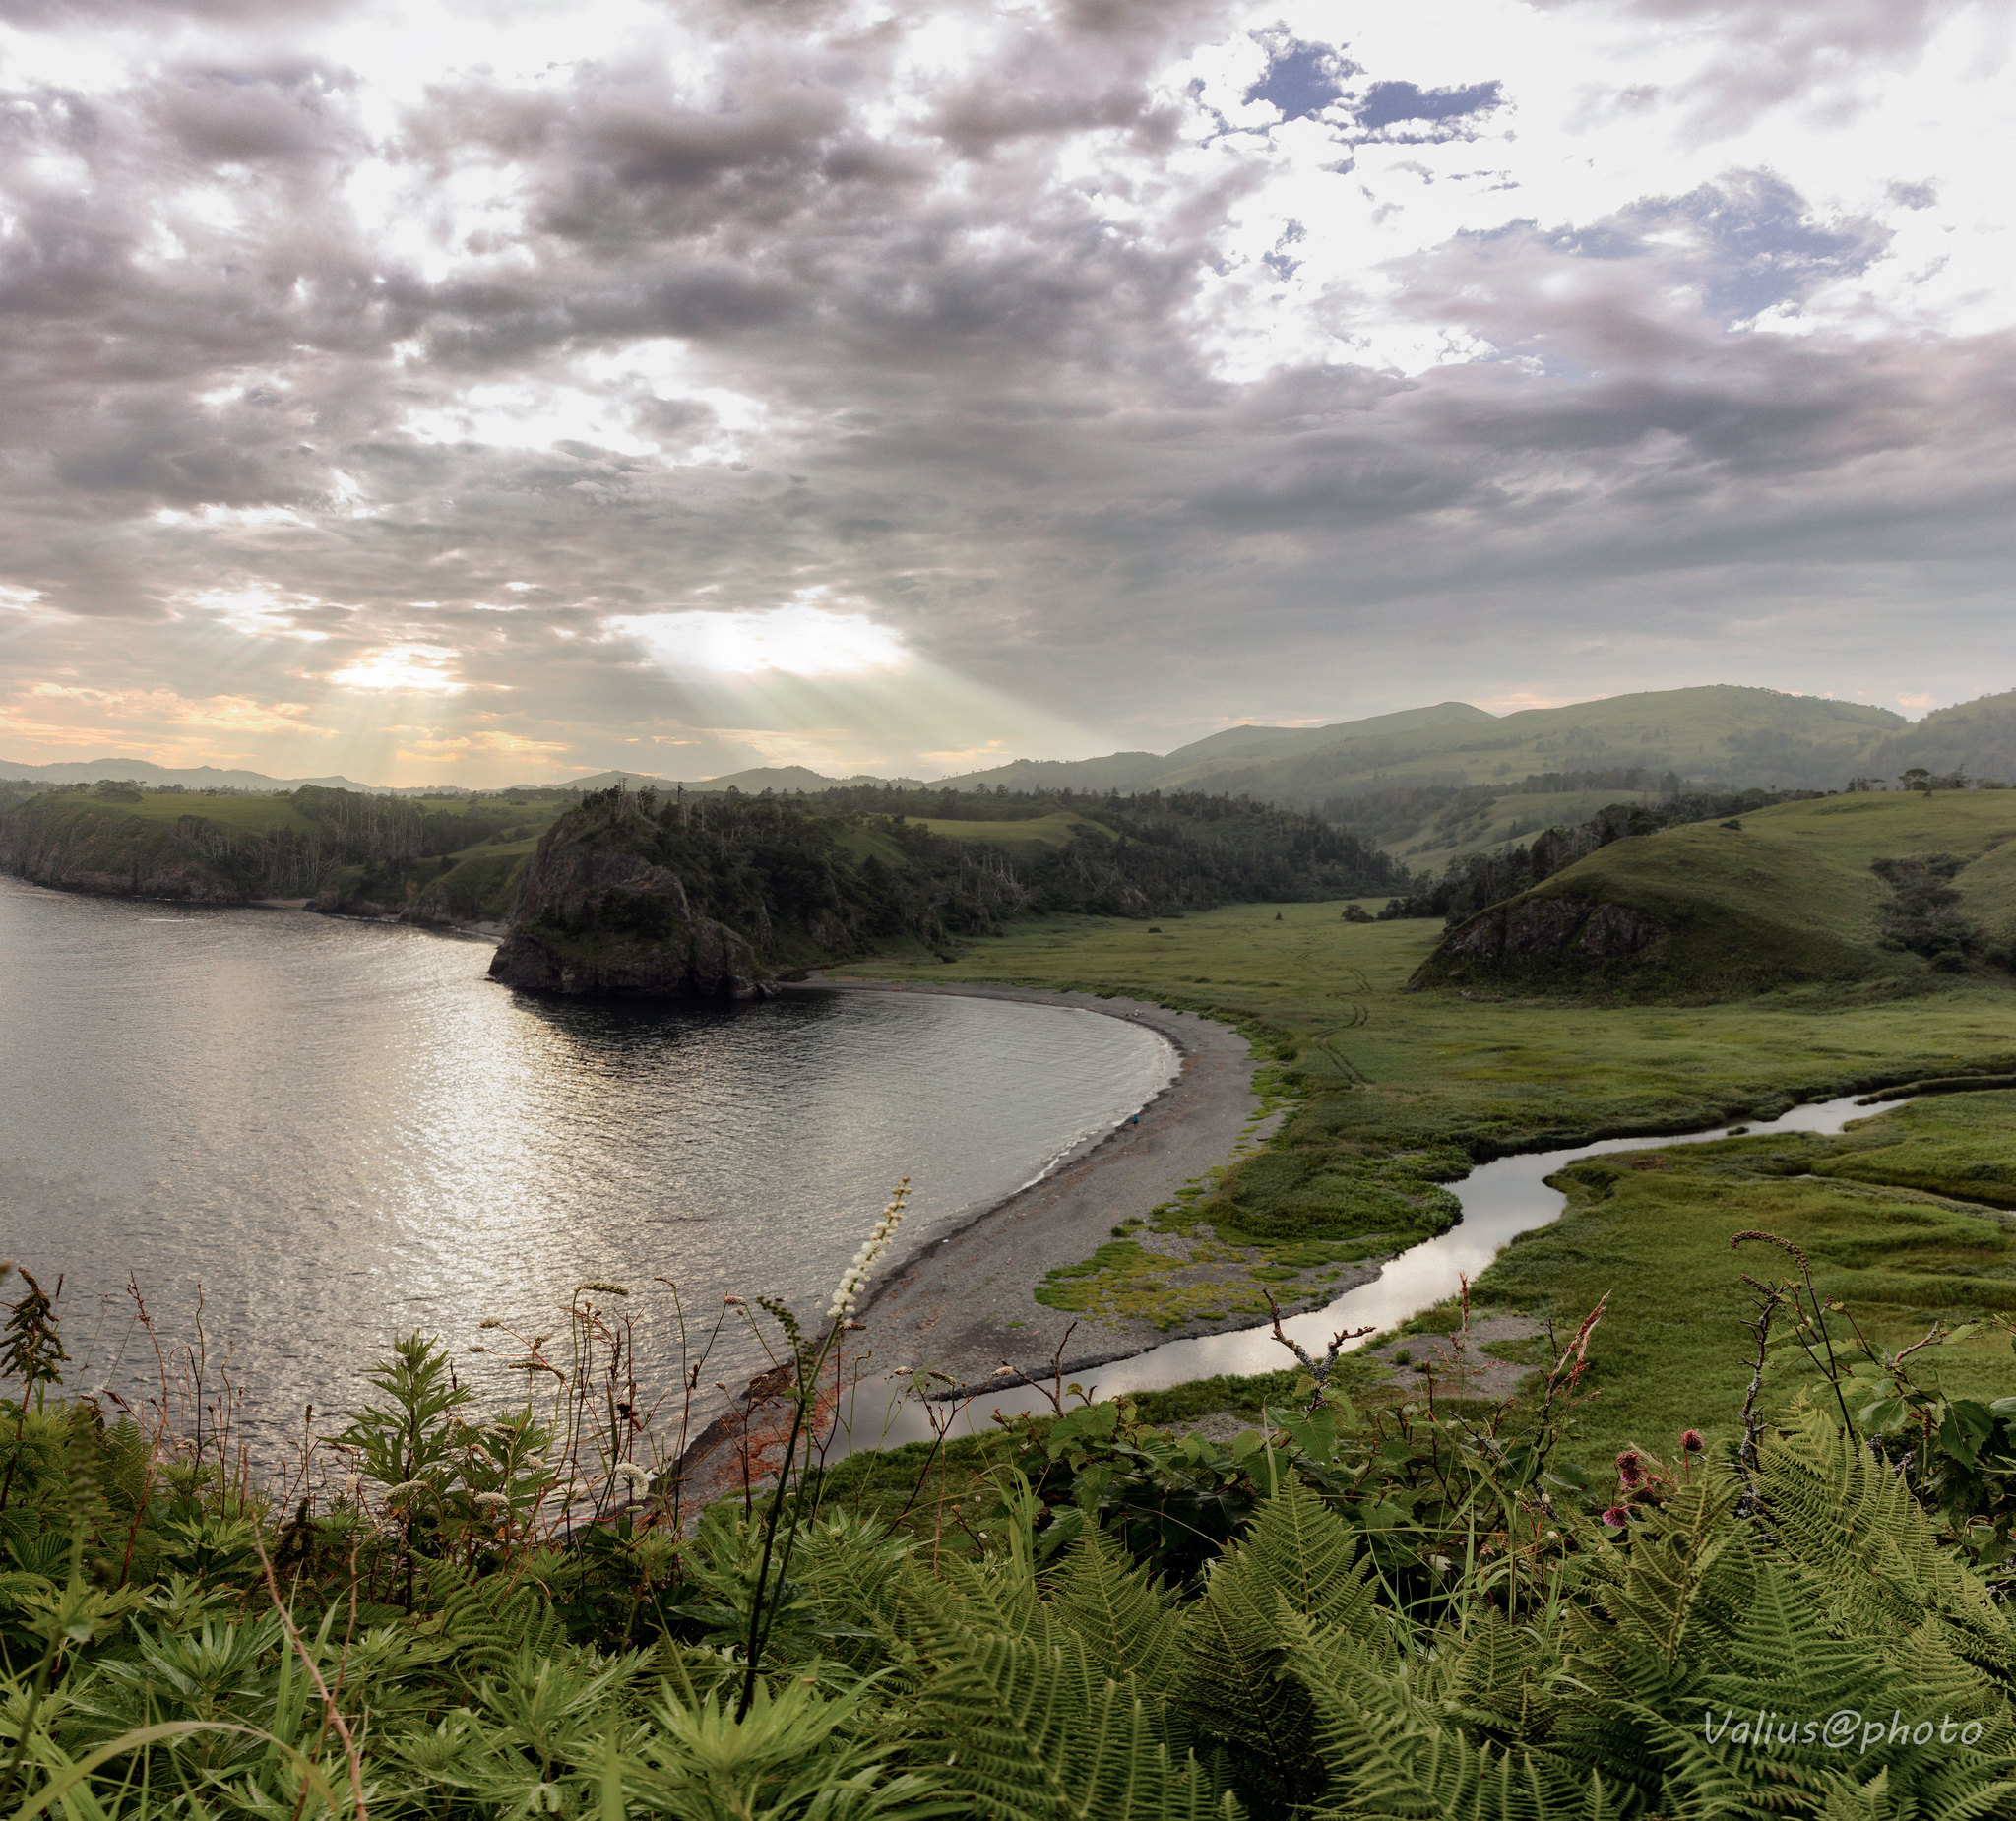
[[487, 795, 776, 999], [488, 917, 772, 999], [306, 877, 466, 927]]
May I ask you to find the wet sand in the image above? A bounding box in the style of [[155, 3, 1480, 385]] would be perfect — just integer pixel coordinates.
[[790, 976, 1327, 1387]]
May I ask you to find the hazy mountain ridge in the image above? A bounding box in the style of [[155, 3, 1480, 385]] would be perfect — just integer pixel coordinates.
[[11, 685, 2014, 821], [0, 756, 393, 792]]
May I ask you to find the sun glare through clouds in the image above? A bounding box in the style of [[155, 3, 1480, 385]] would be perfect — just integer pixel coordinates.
[[610, 606, 910, 680]]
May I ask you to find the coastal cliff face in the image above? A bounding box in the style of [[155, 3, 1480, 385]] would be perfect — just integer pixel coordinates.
[[0, 800, 247, 901], [488, 793, 775, 999]]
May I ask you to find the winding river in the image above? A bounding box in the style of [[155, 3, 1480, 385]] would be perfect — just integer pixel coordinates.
[[851, 1090, 1894, 1448]]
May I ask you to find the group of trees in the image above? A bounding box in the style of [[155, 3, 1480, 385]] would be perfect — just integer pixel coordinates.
[[536, 784, 1413, 966]]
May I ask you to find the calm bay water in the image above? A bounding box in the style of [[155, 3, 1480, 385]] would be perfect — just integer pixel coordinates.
[[0, 877, 1173, 1419]]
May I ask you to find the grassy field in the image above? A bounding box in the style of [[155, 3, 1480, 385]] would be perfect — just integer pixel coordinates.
[[830, 889, 2016, 1465], [44, 790, 321, 833], [1462, 1095, 2016, 1464], [912, 811, 1096, 850]]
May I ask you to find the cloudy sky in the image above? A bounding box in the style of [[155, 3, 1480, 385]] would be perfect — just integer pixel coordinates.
[[0, 0, 2010, 785]]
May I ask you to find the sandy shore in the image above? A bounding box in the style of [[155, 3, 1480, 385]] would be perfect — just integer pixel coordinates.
[[790, 975, 1319, 1387]]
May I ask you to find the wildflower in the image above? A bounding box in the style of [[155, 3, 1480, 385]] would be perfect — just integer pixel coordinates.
[[384, 1479, 433, 1503], [989, 1364, 1018, 1379], [1615, 1449, 1646, 1489], [473, 1491, 510, 1510], [575, 1281, 630, 1297], [468, 1345, 487, 1353], [614, 1462, 653, 1495], [1680, 1429, 1705, 1453], [723, 1295, 747, 1307], [343, 1475, 361, 1500], [827, 1180, 913, 1320], [1600, 1506, 1630, 1529], [478, 1318, 503, 1330]]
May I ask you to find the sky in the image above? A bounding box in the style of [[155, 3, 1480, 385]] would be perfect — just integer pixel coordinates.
[[0, 0, 2011, 785]]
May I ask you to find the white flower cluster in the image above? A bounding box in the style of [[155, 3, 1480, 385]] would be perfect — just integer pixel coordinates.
[[613, 1462, 653, 1495], [827, 1180, 912, 1321]]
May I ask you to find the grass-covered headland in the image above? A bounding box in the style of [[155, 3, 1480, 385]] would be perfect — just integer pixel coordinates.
[[16, 785, 2016, 1813]]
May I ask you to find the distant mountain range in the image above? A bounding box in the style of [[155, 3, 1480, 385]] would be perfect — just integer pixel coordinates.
[[11, 685, 2016, 810], [0, 756, 401, 792]]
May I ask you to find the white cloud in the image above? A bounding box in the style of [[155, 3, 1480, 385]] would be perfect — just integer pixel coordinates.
[[610, 604, 909, 679]]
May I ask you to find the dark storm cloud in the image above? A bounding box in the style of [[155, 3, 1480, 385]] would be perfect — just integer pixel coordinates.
[[0, 0, 2007, 771]]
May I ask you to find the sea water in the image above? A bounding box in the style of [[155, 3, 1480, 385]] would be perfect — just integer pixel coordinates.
[[0, 877, 1174, 1420]]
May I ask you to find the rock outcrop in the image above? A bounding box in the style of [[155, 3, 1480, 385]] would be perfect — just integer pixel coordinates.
[[1408, 886, 1669, 995], [1441, 894, 1664, 966], [487, 793, 775, 1000]]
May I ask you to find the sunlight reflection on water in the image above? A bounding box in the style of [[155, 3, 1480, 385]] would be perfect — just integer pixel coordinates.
[[0, 878, 1173, 1423]]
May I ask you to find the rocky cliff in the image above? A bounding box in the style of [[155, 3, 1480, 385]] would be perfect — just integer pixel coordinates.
[[0, 800, 247, 901], [487, 793, 775, 999]]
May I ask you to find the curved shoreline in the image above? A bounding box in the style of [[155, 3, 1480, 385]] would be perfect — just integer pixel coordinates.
[[789, 975, 1317, 1384]]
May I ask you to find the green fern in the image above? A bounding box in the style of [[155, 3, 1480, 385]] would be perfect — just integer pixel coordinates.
[[1172, 1474, 1382, 1814]]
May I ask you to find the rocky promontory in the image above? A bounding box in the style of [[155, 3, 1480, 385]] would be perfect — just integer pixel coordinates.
[[487, 791, 776, 999]]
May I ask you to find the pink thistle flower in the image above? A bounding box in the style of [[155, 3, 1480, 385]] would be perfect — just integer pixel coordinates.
[[1600, 1506, 1630, 1529], [1680, 1429, 1705, 1453]]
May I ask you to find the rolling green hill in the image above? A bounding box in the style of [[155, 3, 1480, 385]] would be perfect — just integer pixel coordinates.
[[1411, 789, 2016, 1001]]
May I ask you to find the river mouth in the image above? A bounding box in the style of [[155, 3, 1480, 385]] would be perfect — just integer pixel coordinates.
[[838, 1090, 1899, 1451]]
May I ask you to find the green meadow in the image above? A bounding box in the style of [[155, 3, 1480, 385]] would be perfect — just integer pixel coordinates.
[[913, 810, 1096, 849], [831, 793, 2016, 1465]]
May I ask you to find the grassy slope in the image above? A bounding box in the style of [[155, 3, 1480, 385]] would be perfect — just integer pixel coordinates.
[[831, 899, 2016, 1467], [1397, 786, 1663, 874], [1418, 789, 2016, 999]]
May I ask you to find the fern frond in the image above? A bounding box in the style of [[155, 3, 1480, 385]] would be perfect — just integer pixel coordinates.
[[1760, 1411, 2016, 1684], [423, 1559, 564, 1684], [1046, 1528, 1183, 1686], [907, 1619, 1234, 1821], [1288, 1615, 1607, 1821], [1172, 1476, 1380, 1813]]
